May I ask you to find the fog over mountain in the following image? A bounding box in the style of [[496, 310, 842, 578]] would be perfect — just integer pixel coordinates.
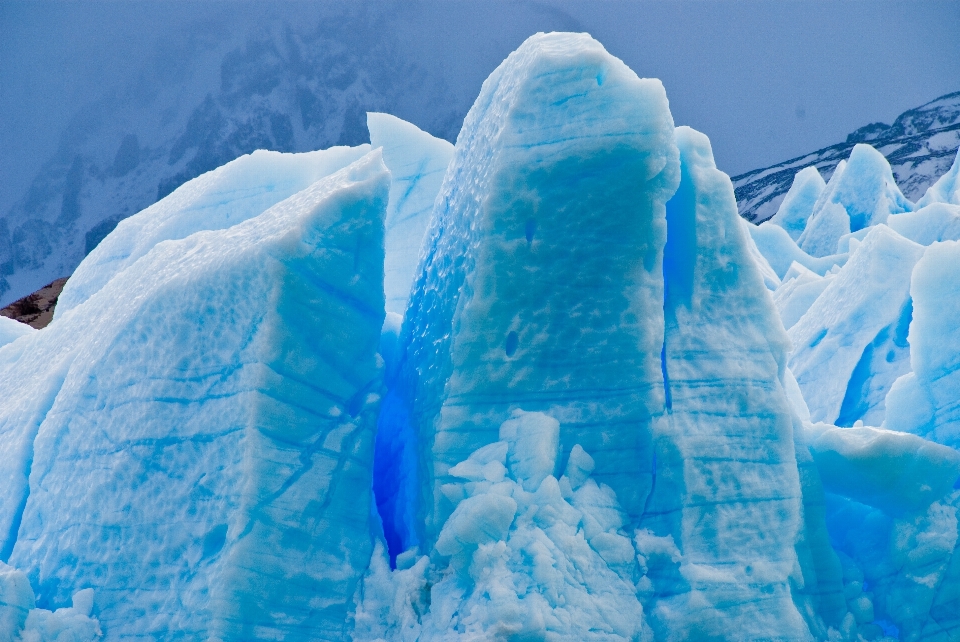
[[1, 0, 959, 307]]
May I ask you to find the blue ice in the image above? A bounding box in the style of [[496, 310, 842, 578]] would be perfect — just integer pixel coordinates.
[[0, 28, 958, 642]]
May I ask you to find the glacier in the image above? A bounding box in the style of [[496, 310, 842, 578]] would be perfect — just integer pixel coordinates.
[[749, 141, 960, 642], [0, 150, 390, 639], [0, 30, 959, 642]]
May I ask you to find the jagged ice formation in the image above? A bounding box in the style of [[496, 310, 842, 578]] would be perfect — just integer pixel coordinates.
[[0, 31, 959, 642]]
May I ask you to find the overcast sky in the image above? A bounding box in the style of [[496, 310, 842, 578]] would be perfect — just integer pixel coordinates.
[[2, 0, 959, 212]]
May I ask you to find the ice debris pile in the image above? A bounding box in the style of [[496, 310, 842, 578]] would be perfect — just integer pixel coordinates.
[[0, 31, 959, 641]]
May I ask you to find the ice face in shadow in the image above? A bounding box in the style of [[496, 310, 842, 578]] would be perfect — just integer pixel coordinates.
[[54, 145, 371, 318], [643, 126, 812, 640], [367, 113, 455, 317], [0, 151, 388, 639], [387, 32, 680, 551]]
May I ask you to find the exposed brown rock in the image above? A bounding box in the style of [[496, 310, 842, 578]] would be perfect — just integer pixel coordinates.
[[0, 277, 69, 329]]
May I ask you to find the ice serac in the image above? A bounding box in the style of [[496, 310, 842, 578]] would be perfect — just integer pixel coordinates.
[[916, 147, 960, 207], [54, 145, 371, 318], [798, 145, 913, 257], [391, 32, 679, 547], [1, 151, 388, 639], [769, 166, 826, 241], [789, 225, 923, 426], [747, 220, 847, 280], [884, 201, 960, 245], [367, 113, 455, 317], [644, 126, 811, 640], [773, 262, 837, 331], [804, 423, 960, 515]]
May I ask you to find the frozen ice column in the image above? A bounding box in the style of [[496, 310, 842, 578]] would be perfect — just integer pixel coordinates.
[[644, 127, 811, 640], [394, 32, 680, 546], [4, 151, 388, 640]]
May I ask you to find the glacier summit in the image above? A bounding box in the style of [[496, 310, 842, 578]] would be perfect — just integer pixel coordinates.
[[0, 31, 959, 641]]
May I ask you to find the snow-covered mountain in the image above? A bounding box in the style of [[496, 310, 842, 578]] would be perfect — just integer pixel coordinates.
[[734, 91, 960, 223], [0, 6, 462, 309]]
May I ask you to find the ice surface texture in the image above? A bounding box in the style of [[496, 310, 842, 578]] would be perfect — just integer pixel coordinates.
[[643, 126, 811, 639], [0, 151, 388, 639], [388, 31, 680, 556]]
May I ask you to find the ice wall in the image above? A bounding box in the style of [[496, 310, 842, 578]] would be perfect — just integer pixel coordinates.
[[0, 151, 388, 639], [388, 31, 680, 549], [643, 126, 812, 639], [368, 113, 455, 317]]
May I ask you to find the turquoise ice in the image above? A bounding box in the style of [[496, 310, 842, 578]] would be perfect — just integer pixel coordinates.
[[0, 28, 959, 642], [0, 151, 389, 639]]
